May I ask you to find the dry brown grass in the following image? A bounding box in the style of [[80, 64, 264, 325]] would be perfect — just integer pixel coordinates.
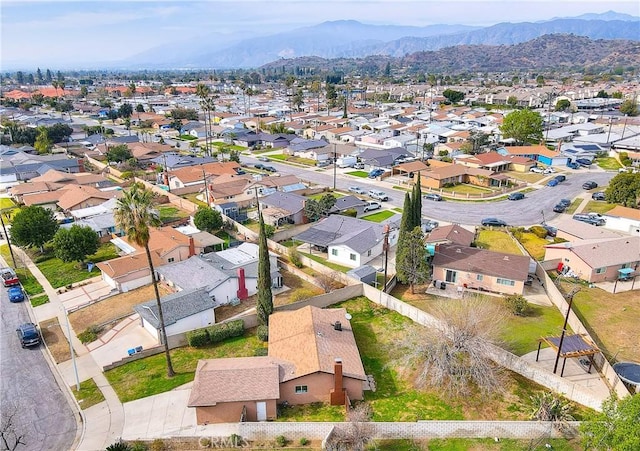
[[69, 284, 172, 333], [40, 318, 72, 363]]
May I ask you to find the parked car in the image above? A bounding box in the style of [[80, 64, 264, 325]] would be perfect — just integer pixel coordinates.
[[16, 323, 41, 348], [8, 286, 24, 303], [423, 220, 439, 232], [573, 214, 605, 226], [529, 167, 544, 173], [1, 268, 19, 287], [567, 162, 581, 169], [592, 191, 606, 201], [368, 190, 389, 201], [263, 166, 277, 172], [368, 168, 384, 179], [254, 163, 265, 170], [363, 201, 381, 212], [508, 192, 525, 201], [547, 179, 559, 187], [348, 186, 366, 195], [543, 167, 556, 174], [257, 156, 269, 162], [582, 181, 598, 190], [317, 160, 331, 168], [553, 204, 567, 213], [559, 198, 572, 208], [542, 224, 558, 237], [353, 162, 365, 169], [423, 193, 443, 201], [576, 158, 592, 167], [554, 175, 566, 182], [481, 218, 507, 227]]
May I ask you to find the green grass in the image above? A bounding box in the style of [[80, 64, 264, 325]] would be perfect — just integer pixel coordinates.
[[595, 157, 622, 171], [279, 239, 297, 248], [361, 210, 395, 223], [392, 186, 410, 191], [306, 192, 344, 201], [565, 199, 582, 215], [499, 303, 567, 356], [301, 252, 352, 273], [516, 231, 550, 261], [582, 201, 616, 215], [71, 378, 106, 410], [422, 438, 579, 451], [267, 153, 287, 161], [215, 230, 233, 247], [0, 198, 16, 209], [105, 331, 266, 403], [277, 402, 345, 422], [211, 142, 244, 151], [34, 243, 119, 289], [30, 294, 49, 307], [346, 171, 369, 178], [475, 230, 525, 256], [393, 208, 403, 213], [157, 205, 190, 223], [0, 245, 44, 295], [441, 184, 495, 195]]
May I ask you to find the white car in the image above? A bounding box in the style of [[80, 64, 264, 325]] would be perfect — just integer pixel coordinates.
[[368, 190, 389, 201], [530, 167, 544, 173], [348, 186, 366, 195], [543, 167, 556, 174], [363, 201, 381, 212]]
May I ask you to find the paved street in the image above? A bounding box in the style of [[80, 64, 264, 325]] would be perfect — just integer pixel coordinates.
[[0, 262, 77, 451]]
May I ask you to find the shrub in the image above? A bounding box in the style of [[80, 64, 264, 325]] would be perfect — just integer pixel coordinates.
[[504, 294, 530, 316], [257, 325, 269, 342], [198, 437, 211, 448], [300, 437, 309, 446], [186, 329, 210, 347], [529, 225, 549, 239], [207, 319, 244, 344], [264, 224, 275, 238], [106, 441, 131, 451], [129, 441, 148, 451], [77, 325, 101, 344], [275, 435, 287, 447], [149, 439, 166, 451], [288, 247, 303, 268], [229, 434, 242, 447], [254, 347, 268, 356]]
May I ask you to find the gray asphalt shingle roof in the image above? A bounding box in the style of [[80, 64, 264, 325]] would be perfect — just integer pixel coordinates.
[[134, 287, 215, 329]]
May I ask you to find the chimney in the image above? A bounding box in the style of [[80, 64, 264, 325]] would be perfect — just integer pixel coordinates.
[[334, 321, 342, 331], [188, 236, 196, 257], [330, 358, 345, 406], [236, 267, 248, 300]]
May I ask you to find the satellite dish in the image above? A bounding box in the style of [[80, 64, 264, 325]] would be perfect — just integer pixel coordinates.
[[345, 313, 352, 320]]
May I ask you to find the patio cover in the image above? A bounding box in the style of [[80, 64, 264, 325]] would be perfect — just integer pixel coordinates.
[[539, 334, 599, 358]]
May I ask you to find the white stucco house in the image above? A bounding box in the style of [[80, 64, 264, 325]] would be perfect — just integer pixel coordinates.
[[602, 205, 640, 236]]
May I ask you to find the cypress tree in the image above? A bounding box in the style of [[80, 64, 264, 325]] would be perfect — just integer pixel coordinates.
[[395, 192, 413, 283], [411, 175, 422, 229], [256, 213, 273, 326]]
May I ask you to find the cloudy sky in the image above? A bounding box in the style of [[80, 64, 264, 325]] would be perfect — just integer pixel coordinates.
[[2, 0, 638, 69]]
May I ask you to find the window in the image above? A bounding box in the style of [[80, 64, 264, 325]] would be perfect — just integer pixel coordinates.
[[445, 270, 457, 283], [497, 278, 515, 286], [350, 253, 356, 261], [294, 385, 308, 394], [331, 249, 338, 256], [476, 274, 483, 281], [167, 257, 175, 263], [595, 267, 606, 274], [367, 250, 372, 257]]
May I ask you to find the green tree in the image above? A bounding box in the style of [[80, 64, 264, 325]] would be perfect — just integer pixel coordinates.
[[304, 194, 336, 222], [118, 103, 133, 119], [605, 173, 640, 207], [506, 96, 518, 108], [619, 100, 639, 116], [34, 126, 52, 154], [442, 89, 464, 104], [536, 75, 545, 86], [193, 206, 222, 232], [52, 225, 99, 266], [106, 144, 132, 163], [411, 175, 422, 230], [47, 123, 73, 143], [500, 109, 544, 145], [10, 206, 59, 252], [580, 394, 640, 450], [256, 213, 273, 326], [555, 99, 571, 112], [395, 192, 413, 284], [396, 227, 429, 294], [596, 90, 610, 98], [114, 182, 175, 377]]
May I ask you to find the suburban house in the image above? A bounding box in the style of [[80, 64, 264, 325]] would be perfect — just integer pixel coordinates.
[[0, 151, 83, 185], [417, 162, 507, 190], [425, 224, 475, 247], [328, 195, 367, 215], [602, 206, 640, 236], [431, 244, 530, 295], [150, 152, 217, 171], [188, 305, 367, 423], [294, 215, 399, 268], [455, 152, 535, 173], [134, 288, 216, 343], [543, 236, 640, 283], [552, 216, 624, 242], [63, 198, 121, 240], [57, 184, 121, 212], [259, 191, 307, 226], [97, 226, 204, 292], [497, 145, 569, 167], [167, 161, 242, 190]]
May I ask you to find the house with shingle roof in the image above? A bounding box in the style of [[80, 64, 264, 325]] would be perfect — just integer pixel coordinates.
[[167, 161, 242, 189], [426, 224, 475, 247], [259, 191, 307, 226], [544, 236, 640, 283], [431, 244, 530, 295], [602, 206, 640, 235], [188, 305, 366, 423], [57, 184, 120, 212]]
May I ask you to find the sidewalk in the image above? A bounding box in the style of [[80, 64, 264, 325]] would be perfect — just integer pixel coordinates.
[[10, 246, 124, 450]]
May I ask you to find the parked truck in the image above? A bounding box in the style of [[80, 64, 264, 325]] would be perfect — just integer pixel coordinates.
[[336, 156, 357, 168]]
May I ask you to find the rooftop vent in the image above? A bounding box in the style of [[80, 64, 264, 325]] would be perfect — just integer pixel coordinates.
[[333, 321, 342, 331], [504, 256, 509, 260]]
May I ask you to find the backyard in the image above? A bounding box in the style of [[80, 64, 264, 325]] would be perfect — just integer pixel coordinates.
[[157, 204, 191, 224], [514, 229, 555, 261]]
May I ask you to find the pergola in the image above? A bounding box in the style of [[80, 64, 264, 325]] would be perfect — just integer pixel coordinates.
[[536, 334, 600, 377]]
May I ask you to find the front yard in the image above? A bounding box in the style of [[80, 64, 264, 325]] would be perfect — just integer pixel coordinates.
[[475, 230, 525, 256], [345, 171, 369, 178], [581, 200, 616, 215], [361, 210, 396, 223]]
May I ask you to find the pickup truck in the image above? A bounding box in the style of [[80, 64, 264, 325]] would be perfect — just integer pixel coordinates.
[[363, 201, 381, 212], [368, 190, 389, 201], [1, 267, 19, 287]]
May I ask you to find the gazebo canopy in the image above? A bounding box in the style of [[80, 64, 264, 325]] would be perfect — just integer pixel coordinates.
[[538, 334, 599, 359]]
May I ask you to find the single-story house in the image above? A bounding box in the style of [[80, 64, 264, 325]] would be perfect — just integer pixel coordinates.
[[425, 224, 475, 247], [259, 191, 307, 226], [431, 244, 530, 295], [602, 206, 640, 236], [167, 161, 242, 189], [497, 145, 569, 167]]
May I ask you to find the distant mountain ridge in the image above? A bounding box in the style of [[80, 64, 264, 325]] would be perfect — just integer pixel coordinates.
[[121, 12, 640, 69]]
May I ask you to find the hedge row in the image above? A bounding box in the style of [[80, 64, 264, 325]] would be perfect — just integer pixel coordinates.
[[186, 319, 244, 347]]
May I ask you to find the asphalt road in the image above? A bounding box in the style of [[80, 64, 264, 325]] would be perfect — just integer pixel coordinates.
[[241, 155, 616, 227], [0, 282, 77, 451]]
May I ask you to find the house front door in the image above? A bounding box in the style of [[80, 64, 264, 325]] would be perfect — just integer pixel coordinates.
[[256, 401, 267, 421]]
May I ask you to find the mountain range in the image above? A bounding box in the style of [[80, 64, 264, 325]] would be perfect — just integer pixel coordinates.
[[123, 11, 639, 69]]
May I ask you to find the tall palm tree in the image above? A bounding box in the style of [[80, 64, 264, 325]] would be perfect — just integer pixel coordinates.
[[196, 83, 211, 154], [113, 182, 175, 377], [129, 82, 139, 122]]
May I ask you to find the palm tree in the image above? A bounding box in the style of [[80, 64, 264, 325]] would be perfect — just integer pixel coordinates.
[[113, 182, 175, 377], [196, 83, 211, 154], [129, 82, 139, 122]]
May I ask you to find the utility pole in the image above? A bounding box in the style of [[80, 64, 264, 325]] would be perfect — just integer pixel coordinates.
[[382, 224, 390, 292], [553, 287, 581, 374], [0, 211, 17, 268], [201, 166, 210, 207], [333, 143, 337, 190]]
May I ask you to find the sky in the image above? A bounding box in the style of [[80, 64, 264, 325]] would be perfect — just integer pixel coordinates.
[[2, 0, 639, 69]]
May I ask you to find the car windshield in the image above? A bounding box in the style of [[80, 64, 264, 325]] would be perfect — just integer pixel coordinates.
[[22, 328, 38, 339]]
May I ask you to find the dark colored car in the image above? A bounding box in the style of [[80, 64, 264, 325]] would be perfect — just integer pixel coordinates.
[[553, 204, 566, 213], [254, 163, 265, 170], [263, 166, 277, 172], [16, 323, 41, 348], [582, 181, 598, 190], [8, 286, 24, 303], [423, 220, 439, 232], [576, 158, 592, 167], [481, 218, 507, 227], [567, 162, 580, 169], [423, 193, 443, 201], [554, 175, 566, 183], [508, 192, 525, 201], [592, 192, 606, 201], [368, 168, 384, 178], [1, 268, 19, 287], [547, 179, 559, 187], [559, 198, 572, 208], [542, 224, 558, 237]]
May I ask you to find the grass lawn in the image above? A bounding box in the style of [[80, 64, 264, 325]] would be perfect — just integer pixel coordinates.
[[419, 438, 580, 451], [215, 230, 234, 247], [183, 193, 208, 208], [515, 231, 551, 261], [565, 199, 582, 215], [392, 186, 410, 191], [0, 198, 16, 209], [105, 330, 266, 403], [393, 208, 403, 213], [30, 294, 49, 307], [361, 210, 395, 223], [557, 280, 640, 362], [475, 230, 525, 256], [157, 205, 190, 223], [211, 142, 244, 151], [333, 296, 576, 421], [301, 252, 352, 273], [346, 171, 369, 178], [441, 184, 494, 195], [277, 402, 345, 422], [582, 200, 616, 215], [505, 171, 545, 184], [34, 243, 119, 289], [306, 192, 344, 201], [267, 153, 287, 161], [71, 378, 105, 410], [0, 245, 44, 295], [595, 157, 622, 171]]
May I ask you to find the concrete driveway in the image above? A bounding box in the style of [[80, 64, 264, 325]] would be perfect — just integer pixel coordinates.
[[59, 279, 116, 311]]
